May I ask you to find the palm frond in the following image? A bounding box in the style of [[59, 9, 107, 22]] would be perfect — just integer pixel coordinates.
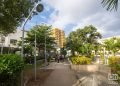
[[102, 0, 119, 11]]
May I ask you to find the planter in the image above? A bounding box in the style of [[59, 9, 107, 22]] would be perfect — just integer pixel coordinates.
[[71, 64, 111, 73]]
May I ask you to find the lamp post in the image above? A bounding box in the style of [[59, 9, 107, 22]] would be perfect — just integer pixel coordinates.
[[44, 30, 47, 65], [34, 31, 37, 80], [21, 2, 43, 58], [20, 2, 43, 85], [0, 35, 4, 54]]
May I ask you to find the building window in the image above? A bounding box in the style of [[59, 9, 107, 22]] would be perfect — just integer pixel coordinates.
[[10, 39, 17, 45], [0, 37, 5, 43]]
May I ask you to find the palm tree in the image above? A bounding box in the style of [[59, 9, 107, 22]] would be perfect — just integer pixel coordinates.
[[102, 0, 119, 11]]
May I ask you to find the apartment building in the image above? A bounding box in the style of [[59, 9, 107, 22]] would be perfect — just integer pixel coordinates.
[[51, 28, 65, 48], [0, 29, 27, 48]]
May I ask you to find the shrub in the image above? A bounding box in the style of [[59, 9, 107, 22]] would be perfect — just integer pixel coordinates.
[[90, 52, 95, 60], [108, 56, 120, 83], [108, 56, 120, 66], [100, 52, 105, 64], [0, 54, 24, 86], [71, 56, 92, 65]]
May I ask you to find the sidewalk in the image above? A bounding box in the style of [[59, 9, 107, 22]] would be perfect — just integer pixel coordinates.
[[41, 62, 76, 86]]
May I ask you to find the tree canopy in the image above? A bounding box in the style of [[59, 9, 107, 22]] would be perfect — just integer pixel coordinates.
[[26, 24, 55, 49], [0, 0, 42, 34], [104, 37, 120, 55], [66, 25, 102, 57], [18, 24, 56, 56]]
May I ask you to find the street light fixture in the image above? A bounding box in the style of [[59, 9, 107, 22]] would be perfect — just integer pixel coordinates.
[[20, 1, 44, 84], [21, 2, 44, 58]]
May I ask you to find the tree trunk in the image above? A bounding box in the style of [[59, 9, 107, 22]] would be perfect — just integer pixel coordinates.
[[38, 48, 41, 57]]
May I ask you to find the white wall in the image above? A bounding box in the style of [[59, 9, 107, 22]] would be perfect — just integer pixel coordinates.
[[0, 29, 27, 48]]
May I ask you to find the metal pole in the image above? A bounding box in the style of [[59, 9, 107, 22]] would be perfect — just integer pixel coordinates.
[[34, 32, 37, 80], [1, 42, 3, 54], [21, 4, 38, 86], [45, 31, 47, 65], [21, 26, 25, 57], [1, 35, 4, 54], [21, 3, 38, 58]]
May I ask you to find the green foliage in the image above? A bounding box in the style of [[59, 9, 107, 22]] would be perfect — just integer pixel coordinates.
[[108, 56, 120, 83], [0, 0, 43, 34], [108, 56, 120, 66], [102, 0, 119, 11], [25, 24, 55, 50], [18, 24, 56, 58], [71, 56, 92, 65], [60, 48, 67, 57], [90, 52, 95, 60], [0, 54, 24, 86], [18, 40, 33, 56], [100, 52, 105, 64], [66, 25, 102, 57], [104, 37, 120, 56]]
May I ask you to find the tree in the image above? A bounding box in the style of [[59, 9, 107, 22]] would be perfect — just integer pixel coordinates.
[[18, 40, 33, 56], [102, 0, 119, 11], [66, 31, 78, 56], [60, 48, 67, 58], [104, 37, 120, 56], [0, 0, 42, 34], [66, 25, 102, 57], [104, 37, 118, 56], [25, 24, 55, 57]]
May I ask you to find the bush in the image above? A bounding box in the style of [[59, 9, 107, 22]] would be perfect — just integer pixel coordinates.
[[71, 56, 92, 65], [108, 56, 120, 83], [90, 52, 95, 60], [108, 56, 120, 66], [100, 52, 105, 64], [0, 54, 24, 86]]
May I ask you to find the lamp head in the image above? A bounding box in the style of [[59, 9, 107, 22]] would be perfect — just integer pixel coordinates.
[[36, 4, 44, 12]]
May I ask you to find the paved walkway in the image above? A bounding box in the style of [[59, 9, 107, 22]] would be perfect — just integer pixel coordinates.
[[41, 62, 76, 86], [40, 62, 119, 86]]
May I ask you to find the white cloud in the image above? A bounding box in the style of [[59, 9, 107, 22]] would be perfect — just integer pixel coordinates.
[[40, 15, 46, 20], [43, 0, 120, 38]]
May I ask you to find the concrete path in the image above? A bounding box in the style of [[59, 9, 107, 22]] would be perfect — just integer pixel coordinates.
[[41, 62, 76, 86]]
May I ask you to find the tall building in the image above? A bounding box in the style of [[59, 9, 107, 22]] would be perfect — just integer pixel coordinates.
[[51, 28, 65, 48]]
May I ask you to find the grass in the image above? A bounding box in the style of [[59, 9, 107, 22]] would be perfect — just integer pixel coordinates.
[[24, 60, 45, 71]]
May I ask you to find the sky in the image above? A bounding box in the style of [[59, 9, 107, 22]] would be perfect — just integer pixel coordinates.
[[22, 0, 120, 38]]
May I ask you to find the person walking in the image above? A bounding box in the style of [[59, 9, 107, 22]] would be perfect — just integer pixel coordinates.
[[57, 55, 60, 63]]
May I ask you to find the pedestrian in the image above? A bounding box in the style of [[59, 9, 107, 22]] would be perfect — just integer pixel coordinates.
[[57, 55, 60, 63]]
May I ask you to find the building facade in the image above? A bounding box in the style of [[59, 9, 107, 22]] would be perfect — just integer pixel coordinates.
[[0, 29, 27, 48], [51, 28, 65, 48]]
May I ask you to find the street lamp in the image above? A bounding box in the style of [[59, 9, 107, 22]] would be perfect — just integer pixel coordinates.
[[21, 2, 43, 58]]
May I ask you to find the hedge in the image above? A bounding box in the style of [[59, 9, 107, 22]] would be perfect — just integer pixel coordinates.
[[0, 54, 24, 86], [71, 56, 92, 65]]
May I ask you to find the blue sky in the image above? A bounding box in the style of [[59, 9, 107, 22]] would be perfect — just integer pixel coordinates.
[[21, 0, 120, 38]]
